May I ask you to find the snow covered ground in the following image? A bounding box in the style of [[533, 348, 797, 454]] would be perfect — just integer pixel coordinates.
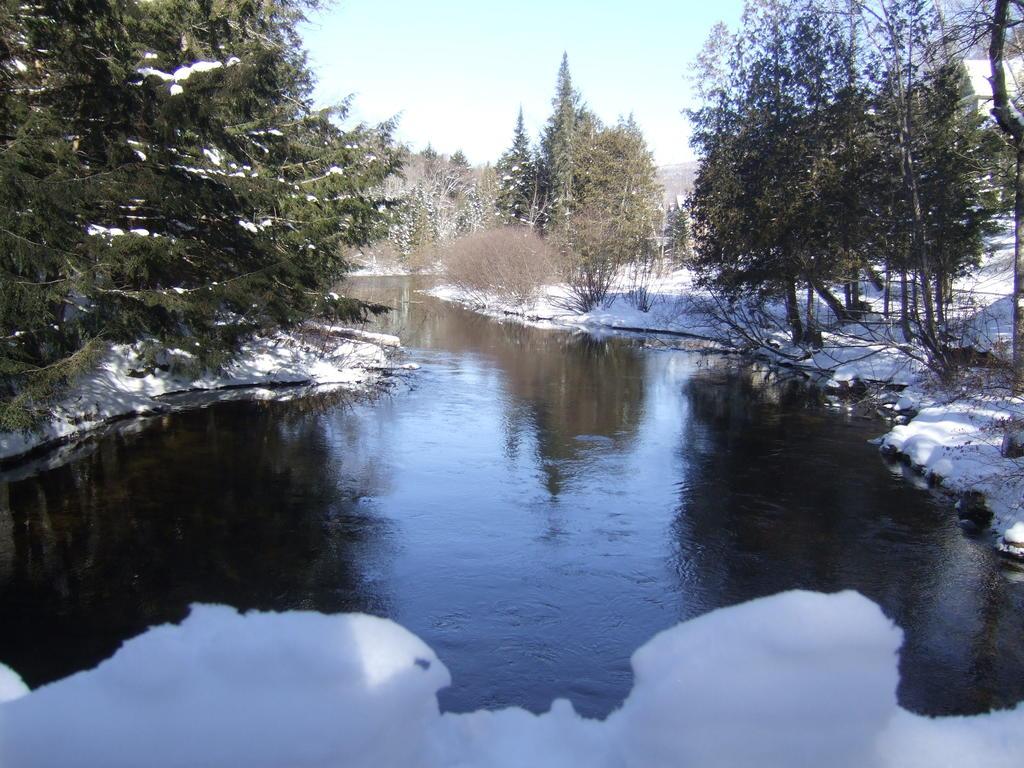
[[348, 260, 412, 277], [431, 251, 1024, 555], [0, 326, 401, 463], [0, 590, 1020, 767]]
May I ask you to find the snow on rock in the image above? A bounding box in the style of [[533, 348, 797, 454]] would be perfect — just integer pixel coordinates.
[[880, 396, 1024, 547], [0, 591, 1020, 767], [1000, 521, 1024, 558], [0, 329, 399, 463]]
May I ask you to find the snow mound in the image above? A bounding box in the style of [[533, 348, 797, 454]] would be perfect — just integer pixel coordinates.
[[609, 590, 901, 767], [0, 607, 449, 768], [1, 591, 1021, 767]]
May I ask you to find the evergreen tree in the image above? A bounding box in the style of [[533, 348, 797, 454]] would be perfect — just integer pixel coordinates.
[[539, 53, 580, 231], [665, 205, 693, 265], [0, 0, 400, 430], [495, 108, 539, 226], [558, 117, 662, 311], [689, 0, 1006, 365]]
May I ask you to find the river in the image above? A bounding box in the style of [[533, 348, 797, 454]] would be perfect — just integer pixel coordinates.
[[1, 275, 1023, 719]]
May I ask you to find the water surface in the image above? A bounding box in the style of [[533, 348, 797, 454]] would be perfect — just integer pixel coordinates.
[[2, 275, 1023, 718]]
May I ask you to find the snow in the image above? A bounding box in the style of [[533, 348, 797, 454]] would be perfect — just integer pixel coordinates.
[[348, 254, 412, 276], [963, 59, 1024, 105], [1000, 521, 1024, 558], [202, 147, 223, 166], [136, 58, 230, 96], [0, 328, 400, 463], [136, 66, 173, 82], [0, 666, 28, 705], [1, 591, 1020, 767], [172, 61, 222, 81], [1005, 521, 1024, 545]]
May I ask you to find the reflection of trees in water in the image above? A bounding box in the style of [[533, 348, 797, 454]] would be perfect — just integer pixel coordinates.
[[350, 276, 651, 497], [673, 364, 1024, 716], [0, 402, 391, 688], [453, 319, 647, 497]]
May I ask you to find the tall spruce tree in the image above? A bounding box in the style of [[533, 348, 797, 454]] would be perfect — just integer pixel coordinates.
[[0, 0, 400, 430], [540, 53, 580, 231], [495, 108, 539, 226]]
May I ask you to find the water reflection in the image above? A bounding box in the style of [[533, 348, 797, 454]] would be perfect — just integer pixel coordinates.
[[0, 404, 391, 688], [674, 364, 1024, 715], [0, 276, 1022, 723]]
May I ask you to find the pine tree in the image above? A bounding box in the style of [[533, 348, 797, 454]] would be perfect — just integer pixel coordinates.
[[665, 205, 692, 265], [0, 0, 400, 430], [539, 53, 580, 231], [495, 108, 539, 226]]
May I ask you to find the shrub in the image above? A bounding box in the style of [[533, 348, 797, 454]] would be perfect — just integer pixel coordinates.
[[442, 228, 556, 305]]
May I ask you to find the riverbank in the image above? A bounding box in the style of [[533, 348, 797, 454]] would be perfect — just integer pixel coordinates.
[[430, 257, 1024, 556], [0, 325, 402, 465]]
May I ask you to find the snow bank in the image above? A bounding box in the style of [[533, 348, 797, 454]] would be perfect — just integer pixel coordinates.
[[430, 270, 721, 343], [1, 591, 1020, 767], [0, 328, 400, 463], [881, 394, 1024, 547]]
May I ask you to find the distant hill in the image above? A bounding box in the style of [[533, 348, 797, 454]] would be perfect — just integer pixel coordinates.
[[657, 162, 699, 208]]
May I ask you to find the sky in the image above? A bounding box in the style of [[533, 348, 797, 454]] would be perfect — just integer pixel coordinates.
[[300, 0, 746, 167]]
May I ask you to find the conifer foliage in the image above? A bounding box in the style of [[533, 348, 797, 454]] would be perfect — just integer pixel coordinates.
[[495, 108, 539, 226], [0, 0, 400, 430], [689, 0, 1006, 364], [491, 54, 661, 312]]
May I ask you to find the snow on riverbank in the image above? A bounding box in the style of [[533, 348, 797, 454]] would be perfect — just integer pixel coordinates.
[[431, 257, 1024, 553], [879, 393, 1024, 540], [430, 269, 720, 340], [0, 590, 1020, 767], [0, 326, 400, 463]]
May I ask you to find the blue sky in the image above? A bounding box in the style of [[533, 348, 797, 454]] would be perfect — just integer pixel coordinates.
[[301, 0, 745, 166]]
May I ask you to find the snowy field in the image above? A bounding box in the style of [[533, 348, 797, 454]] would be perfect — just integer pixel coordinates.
[[0, 326, 401, 463], [430, 248, 1024, 555], [0, 590, 1020, 767]]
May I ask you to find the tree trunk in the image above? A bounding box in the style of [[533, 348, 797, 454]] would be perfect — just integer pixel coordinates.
[[785, 278, 804, 346], [810, 277, 851, 324], [883, 263, 891, 319], [1015, 146, 1024, 391], [806, 281, 821, 349], [900, 270, 913, 343], [990, 0, 1024, 393], [911, 274, 919, 325]]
